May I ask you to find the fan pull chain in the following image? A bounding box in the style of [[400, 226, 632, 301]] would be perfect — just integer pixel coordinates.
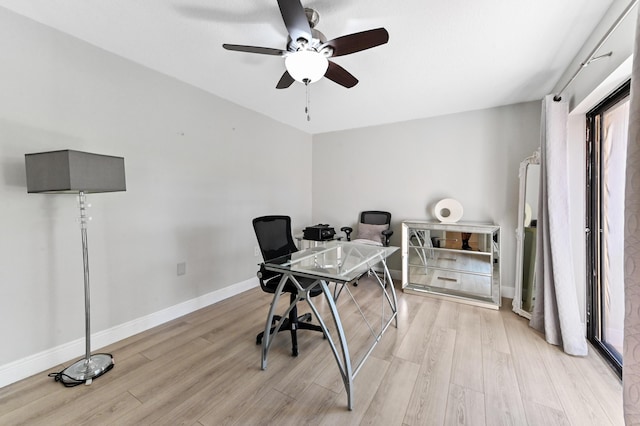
[[304, 79, 311, 121]]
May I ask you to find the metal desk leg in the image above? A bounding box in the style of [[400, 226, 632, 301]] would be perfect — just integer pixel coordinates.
[[305, 280, 354, 410], [261, 274, 290, 370], [261, 274, 323, 369], [261, 263, 395, 411], [381, 259, 399, 327]]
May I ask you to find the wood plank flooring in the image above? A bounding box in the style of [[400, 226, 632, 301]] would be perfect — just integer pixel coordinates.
[[0, 278, 624, 425]]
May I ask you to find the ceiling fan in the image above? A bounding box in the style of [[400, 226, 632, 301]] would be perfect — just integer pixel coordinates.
[[222, 0, 389, 89]]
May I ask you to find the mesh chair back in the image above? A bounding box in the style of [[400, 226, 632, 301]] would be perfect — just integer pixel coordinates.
[[360, 211, 391, 226], [252, 215, 298, 262]]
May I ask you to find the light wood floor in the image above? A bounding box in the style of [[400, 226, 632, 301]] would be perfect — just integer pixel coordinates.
[[0, 278, 624, 425]]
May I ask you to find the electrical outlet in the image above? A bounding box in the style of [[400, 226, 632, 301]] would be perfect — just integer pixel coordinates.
[[177, 262, 186, 276], [254, 246, 260, 257]]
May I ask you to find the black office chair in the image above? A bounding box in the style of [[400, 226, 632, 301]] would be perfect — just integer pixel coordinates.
[[252, 215, 324, 356], [341, 210, 393, 246], [341, 211, 393, 286]]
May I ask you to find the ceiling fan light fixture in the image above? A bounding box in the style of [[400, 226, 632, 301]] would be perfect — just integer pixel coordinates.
[[285, 50, 328, 84]]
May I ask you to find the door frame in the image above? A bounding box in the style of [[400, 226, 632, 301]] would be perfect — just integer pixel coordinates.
[[585, 79, 629, 378]]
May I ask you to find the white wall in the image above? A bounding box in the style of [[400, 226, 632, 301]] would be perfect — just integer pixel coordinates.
[[0, 7, 312, 380], [311, 101, 542, 293]]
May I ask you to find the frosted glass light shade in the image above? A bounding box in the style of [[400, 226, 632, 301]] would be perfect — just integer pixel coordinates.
[[285, 50, 329, 83]]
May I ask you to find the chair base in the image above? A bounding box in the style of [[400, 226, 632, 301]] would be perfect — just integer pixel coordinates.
[[256, 313, 323, 357], [354, 270, 389, 287]]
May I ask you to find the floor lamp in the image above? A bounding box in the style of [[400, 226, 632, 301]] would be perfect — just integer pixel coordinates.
[[25, 149, 126, 385]]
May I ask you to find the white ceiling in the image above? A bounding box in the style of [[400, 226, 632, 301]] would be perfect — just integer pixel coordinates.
[[0, 0, 614, 134]]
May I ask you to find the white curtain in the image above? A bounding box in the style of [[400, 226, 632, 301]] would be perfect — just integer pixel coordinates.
[[530, 95, 588, 356], [602, 101, 629, 357], [623, 6, 640, 423]]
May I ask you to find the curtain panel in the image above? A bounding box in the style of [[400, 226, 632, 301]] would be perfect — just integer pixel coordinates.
[[530, 95, 588, 357]]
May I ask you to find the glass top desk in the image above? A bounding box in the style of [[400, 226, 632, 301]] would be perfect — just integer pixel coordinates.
[[261, 240, 399, 410]]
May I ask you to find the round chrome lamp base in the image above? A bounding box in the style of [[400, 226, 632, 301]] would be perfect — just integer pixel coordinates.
[[61, 354, 114, 384]]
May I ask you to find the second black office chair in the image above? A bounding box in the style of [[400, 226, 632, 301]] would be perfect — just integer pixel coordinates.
[[252, 215, 324, 356], [341, 211, 393, 286], [341, 210, 393, 246]]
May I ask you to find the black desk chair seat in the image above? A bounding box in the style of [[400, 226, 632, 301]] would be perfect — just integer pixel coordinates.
[[253, 215, 324, 356]]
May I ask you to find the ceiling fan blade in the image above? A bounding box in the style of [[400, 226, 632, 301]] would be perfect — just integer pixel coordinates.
[[276, 71, 295, 89], [323, 28, 389, 57], [222, 44, 286, 56], [277, 0, 312, 43], [325, 61, 358, 88]]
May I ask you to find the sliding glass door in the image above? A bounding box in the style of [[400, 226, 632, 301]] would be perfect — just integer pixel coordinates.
[[585, 80, 629, 377]]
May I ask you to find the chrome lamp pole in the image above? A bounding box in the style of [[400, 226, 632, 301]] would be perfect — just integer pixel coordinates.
[[60, 191, 114, 382]]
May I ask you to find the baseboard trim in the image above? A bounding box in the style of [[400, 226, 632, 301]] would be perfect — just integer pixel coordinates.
[[502, 286, 515, 299], [0, 278, 259, 389], [389, 268, 401, 280]]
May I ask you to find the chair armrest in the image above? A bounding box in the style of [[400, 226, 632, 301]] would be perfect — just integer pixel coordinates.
[[340, 226, 353, 241], [257, 263, 279, 282], [381, 229, 393, 246], [257, 263, 282, 293]]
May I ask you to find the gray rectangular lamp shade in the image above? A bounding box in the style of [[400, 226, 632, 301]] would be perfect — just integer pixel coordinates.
[[25, 149, 125, 385], [25, 149, 126, 193]]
